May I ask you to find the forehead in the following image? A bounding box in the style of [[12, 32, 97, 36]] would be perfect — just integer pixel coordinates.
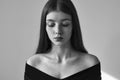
[[46, 11, 72, 21]]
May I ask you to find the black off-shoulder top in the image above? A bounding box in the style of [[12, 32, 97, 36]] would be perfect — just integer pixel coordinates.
[[24, 62, 101, 80]]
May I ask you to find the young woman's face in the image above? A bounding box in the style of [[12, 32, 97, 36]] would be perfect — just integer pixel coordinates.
[[46, 11, 72, 46]]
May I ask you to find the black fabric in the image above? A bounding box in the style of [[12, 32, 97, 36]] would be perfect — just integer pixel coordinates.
[[24, 62, 101, 80]]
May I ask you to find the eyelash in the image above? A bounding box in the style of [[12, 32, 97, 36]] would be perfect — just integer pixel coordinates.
[[47, 23, 70, 27], [61, 23, 70, 27], [47, 23, 55, 27]]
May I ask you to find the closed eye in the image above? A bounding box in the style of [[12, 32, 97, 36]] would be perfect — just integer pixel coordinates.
[[61, 23, 70, 27], [61, 21, 71, 27], [46, 22, 55, 27]]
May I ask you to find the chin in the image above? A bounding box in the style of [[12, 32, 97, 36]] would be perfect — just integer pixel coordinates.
[[52, 41, 65, 46], [51, 39, 70, 46], [53, 43, 64, 46]]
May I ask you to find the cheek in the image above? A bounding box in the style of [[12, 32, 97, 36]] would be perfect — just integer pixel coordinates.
[[46, 27, 54, 37], [66, 27, 72, 35], [64, 27, 72, 38]]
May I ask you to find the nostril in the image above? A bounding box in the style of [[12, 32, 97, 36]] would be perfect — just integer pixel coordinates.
[[54, 26, 63, 35], [56, 32, 62, 35], [55, 30, 63, 35]]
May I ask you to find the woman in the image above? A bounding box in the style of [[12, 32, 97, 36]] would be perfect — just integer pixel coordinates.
[[24, 0, 101, 80]]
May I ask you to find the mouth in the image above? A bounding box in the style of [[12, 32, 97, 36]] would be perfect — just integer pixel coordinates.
[[54, 37, 63, 41]]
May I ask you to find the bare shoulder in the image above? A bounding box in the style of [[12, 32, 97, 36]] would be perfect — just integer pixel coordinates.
[[26, 54, 44, 67], [79, 53, 100, 67]]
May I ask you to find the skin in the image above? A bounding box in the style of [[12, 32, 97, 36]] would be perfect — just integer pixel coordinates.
[[46, 11, 77, 64], [27, 11, 99, 79], [38, 11, 87, 78]]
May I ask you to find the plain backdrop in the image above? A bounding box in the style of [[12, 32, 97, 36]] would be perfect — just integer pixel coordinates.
[[0, 0, 120, 80]]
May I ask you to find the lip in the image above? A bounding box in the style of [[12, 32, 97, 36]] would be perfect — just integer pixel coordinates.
[[54, 37, 63, 41]]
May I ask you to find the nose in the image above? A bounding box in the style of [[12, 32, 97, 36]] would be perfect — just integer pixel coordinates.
[[54, 24, 63, 35]]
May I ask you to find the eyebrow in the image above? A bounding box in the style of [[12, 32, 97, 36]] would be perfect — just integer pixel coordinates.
[[46, 19, 72, 22]]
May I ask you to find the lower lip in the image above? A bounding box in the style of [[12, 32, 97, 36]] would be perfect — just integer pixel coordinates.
[[54, 37, 63, 41]]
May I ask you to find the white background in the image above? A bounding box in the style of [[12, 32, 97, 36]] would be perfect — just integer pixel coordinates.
[[0, 0, 120, 80]]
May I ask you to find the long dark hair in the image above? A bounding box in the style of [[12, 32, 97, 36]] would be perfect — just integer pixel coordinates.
[[36, 0, 88, 54]]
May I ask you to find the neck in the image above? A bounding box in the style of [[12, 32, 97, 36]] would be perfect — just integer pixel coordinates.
[[50, 42, 73, 64]]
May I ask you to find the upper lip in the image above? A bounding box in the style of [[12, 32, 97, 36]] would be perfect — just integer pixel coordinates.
[[54, 37, 63, 39]]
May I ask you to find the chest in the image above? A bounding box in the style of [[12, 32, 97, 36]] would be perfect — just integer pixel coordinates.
[[35, 59, 87, 79]]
